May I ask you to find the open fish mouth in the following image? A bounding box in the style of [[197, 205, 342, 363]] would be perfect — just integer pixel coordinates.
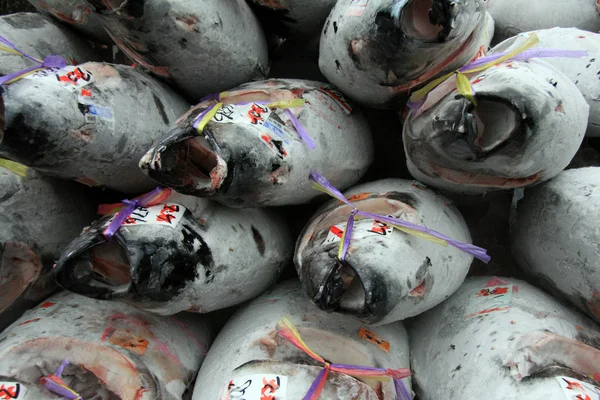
[[398, 0, 446, 41]]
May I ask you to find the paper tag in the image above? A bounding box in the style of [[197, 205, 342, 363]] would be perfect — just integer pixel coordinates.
[[0, 382, 27, 400], [324, 218, 394, 244], [25, 65, 94, 92], [347, 0, 369, 16], [213, 103, 273, 127], [219, 375, 288, 400], [319, 87, 352, 115], [556, 376, 600, 399], [465, 285, 513, 319], [112, 203, 186, 229]]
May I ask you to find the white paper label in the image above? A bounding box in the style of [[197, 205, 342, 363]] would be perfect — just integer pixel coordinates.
[[324, 218, 394, 244], [24, 65, 94, 91], [347, 0, 369, 16], [112, 203, 186, 229], [465, 285, 513, 319], [556, 376, 600, 400], [219, 374, 288, 400], [0, 382, 27, 400]]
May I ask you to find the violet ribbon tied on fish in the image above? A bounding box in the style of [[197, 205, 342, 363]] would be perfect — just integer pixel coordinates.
[[39, 360, 82, 400], [0, 35, 66, 86], [276, 317, 412, 400], [192, 91, 317, 149], [408, 32, 589, 111], [310, 171, 491, 263]]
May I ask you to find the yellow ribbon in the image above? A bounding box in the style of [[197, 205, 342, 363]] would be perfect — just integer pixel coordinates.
[[0, 158, 28, 177]]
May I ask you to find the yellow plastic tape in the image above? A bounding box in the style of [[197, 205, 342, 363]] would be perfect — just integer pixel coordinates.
[[195, 102, 223, 134], [265, 99, 306, 109], [0, 158, 28, 177]]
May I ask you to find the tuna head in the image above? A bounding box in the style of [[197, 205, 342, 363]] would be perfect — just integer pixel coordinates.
[[403, 58, 589, 195], [295, 179, 473, 325]]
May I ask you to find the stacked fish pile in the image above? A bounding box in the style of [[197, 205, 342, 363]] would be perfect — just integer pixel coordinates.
[[1, 0, 600, 399]]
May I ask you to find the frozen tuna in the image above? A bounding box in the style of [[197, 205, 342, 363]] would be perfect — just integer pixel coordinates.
[[403, 58, 589, 195], [193, 280, 412, 399], [53, 189, 292, 315], [318, 0, 491, 108], [86, 0, 268, 100], [295, 179, 474, 325], [511, 167, 600, 322], [409, 276, 600, 399], [0, 291, 211, 400], [0, 165, 94, 332], [0, 62, 189, 194], [139, 79, 374, 208], [486, 0, 600, 43]]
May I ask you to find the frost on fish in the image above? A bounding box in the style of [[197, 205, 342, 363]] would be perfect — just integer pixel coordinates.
[[85, 0, 268, 100], [409, 276, 600, 400], [0, 292, 211, 400], [295, 179, 473, 325], [53, 191, 292, 315], [0, 62, 189, 194], [403, 58, 589, 195], [0, 168, 94, 332], [193, 280, 411, 399], [318, 0, 488, 108], [140, 79, 374, 208], [511, 167, 600, 323]]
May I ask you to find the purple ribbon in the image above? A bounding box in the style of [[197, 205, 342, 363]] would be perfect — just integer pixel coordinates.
[[285, 108, 316, 149], [311, 171, 491, 263], [395, 378, 412, 400], [41, 360, 82, 400], [103, 187, 163, 239]]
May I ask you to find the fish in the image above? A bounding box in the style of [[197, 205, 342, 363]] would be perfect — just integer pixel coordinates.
[[139, 79, 374, 208], [0, 291, 212, 400], [0, 12, 100, 77], [85, 0, 269, 100], [318, 0, 491, 108], [192, 280, 412, 399], [408, 276, 600, 399], [0, 62, 189, 194], [485, 0, 600, 44], [53, 189, 292, 315], [492, 28, 600, 137], [403, 58, 589, 195], [511, 167, 600, 323], [0, 166, 94, 332], [295, 178, 474, 325]]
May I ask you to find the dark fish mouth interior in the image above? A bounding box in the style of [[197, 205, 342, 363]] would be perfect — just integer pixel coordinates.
[[338, 263, 367, 313], [401, 0, 444, 41], [470, 98, 521, 153]]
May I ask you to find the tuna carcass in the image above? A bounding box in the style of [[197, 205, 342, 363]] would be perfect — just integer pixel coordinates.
[[85, 0, 268, 100], [0, 62, 189, 194], [0, 165, 94, 332], [511, 167, 600, 322], [403, 57, 589, 195], [139, 79, 374, 208], [492, 28, 600, 137], [295, 178, 475, 325], [318, 0, 492, 108], [485, 0, 600, 43], [193, 280, 412, 399], [409, 276, 600, 399], [53, 189, 292, 315], [0, 12, 99, 76], [0, 291, 211, 400]]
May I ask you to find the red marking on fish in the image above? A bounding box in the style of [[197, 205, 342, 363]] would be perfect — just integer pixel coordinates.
[[40, 301, 56, 308], [18, 318, 40, 326], [597, 0, 600, 12], [0, 382, 21, 399], [101, 327, 115, 342], [587, 290, 600, 320], [330, 226, 344, 239], [81, 89, 92, 97]]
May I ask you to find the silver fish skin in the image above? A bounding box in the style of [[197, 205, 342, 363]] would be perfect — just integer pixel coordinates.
[[193, 280, 412, 399], [139, 79, 374, 208], [511, 167, 600, 323], [409, 276, 600, 400], [85, 0, 269, 100], [0, 62, 189, 194], [295, 179, 473, 325], [318, 0, 489, 108], [0, 291, 212, 400], [53, 191, 292, 315], [0, 167, 94, 332], [403, 58, 589, 195]]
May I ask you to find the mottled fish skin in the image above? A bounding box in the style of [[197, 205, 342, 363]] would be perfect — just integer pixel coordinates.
[[85, 0, 269, 100], [0, 168, 94, 332], [511, 168, 600, 323], [409, 276, 600, 400], [0, 62, 189, 194], [0, 291, 212, 400], [318, 0, 489, 108], [295, 179, 473, 326], [0, 12, 100, 76], [193, 280, 411, 399], [485, 0, 600, 44], [53, 192, 292, 315], [493, 28, 600, 137], [139, 79, 374, 208], [403, 58, 589, 195]]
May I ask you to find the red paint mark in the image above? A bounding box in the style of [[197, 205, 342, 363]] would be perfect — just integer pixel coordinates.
[[485, 277, 510, 287], [576, 325, 583, 331], [40, 301, 56, 308], [81, 89, 92, 97], [247, 103, 269, 125], [593, 373, 600, 381], [0, 382, 21, 399], [330, 226, 344, 239], [358, 327, 391, 352], [260, 376, 281, 400], [510, 320, 515, 324], [156, 204, 180, 224], [347, 193, 371, 202], [579, 36, 587, 39], [100, 327, 115, 342], [477, 287, 508, 297], [471, 77, 485, 85], [18, 318, 40, 326]]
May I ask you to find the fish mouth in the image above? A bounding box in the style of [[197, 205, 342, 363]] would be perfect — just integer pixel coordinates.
[[399, 0, 445, 41]]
